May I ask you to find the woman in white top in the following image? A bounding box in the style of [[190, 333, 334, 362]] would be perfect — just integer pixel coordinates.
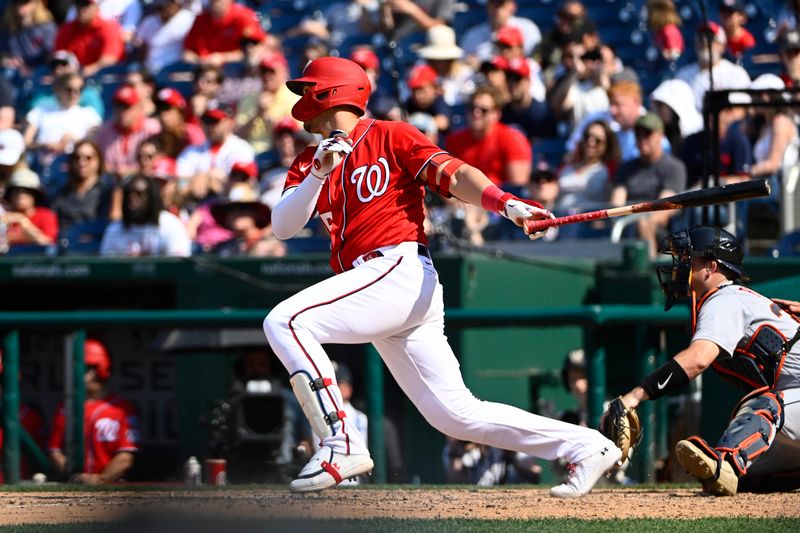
[[100, 174, 191, 257], [23, 72, 101, 162], [555, 119, 620, 210], [748, 74, 799, 180]]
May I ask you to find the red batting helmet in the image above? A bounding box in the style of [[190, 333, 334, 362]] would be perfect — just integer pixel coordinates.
[[286, 57, 371, 122], [84, 339, 111, 381]]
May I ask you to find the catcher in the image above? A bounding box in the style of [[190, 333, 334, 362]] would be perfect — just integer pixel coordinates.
[[602, 225, 800, 496]]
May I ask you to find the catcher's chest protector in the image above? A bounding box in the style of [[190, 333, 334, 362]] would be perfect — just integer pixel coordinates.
[[694, 287, 800, 393]]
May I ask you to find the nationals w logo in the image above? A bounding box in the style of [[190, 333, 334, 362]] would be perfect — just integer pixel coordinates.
[[350, 157, 390, 202]]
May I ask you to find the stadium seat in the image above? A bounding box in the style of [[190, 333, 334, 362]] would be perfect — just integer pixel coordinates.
[[773, 231, 800, 257], [58, 220, 109, 256]]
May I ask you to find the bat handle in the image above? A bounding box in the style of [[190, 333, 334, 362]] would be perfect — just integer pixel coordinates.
[[524, 217, 559, 234]]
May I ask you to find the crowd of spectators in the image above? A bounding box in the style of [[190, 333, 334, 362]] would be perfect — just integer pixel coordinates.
[[0, 0, 798, 258]]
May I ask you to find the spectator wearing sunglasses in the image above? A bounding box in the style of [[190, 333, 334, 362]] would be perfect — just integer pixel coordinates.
[[446, 84, 531, 186], [556, 119, 619, 210]]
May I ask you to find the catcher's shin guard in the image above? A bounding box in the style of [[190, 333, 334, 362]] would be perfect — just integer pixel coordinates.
[[289, 370, 347, 440], [715, 390, 784, 476], [676, 436, 738, 496]]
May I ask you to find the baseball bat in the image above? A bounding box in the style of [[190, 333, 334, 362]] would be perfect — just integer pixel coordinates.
[[523, 179, 771, 234]]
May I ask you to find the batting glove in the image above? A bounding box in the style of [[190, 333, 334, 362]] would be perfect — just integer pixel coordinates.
[[310, 133, 353, 180], [502, 196, 555, 240]]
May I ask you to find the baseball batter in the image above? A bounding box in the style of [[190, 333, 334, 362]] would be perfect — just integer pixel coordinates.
[[614, 226, 800, 495], [261, 56, 620, 497]]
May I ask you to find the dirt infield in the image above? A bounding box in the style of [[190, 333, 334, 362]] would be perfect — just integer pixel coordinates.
[[0, 488, 798, 525]]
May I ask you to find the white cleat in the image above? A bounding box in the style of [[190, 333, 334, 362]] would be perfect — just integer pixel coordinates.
[[289, 446, 374, 494], [550, 446, 622, 498]]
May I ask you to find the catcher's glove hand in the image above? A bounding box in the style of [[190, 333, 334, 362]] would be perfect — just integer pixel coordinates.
[[599, 396, 643, 467]]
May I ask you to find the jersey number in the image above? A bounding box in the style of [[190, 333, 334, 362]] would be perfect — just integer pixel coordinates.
[[350, 157, 390, 203]]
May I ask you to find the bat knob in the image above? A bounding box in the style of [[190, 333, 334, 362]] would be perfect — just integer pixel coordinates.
[[329, 129, 348, 139]]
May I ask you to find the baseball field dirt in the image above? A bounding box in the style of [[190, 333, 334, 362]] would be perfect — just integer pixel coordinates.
[[0, 487, 798, 526]]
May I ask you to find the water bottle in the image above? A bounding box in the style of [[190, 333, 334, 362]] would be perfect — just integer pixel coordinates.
[[184, 456, 201, 486]]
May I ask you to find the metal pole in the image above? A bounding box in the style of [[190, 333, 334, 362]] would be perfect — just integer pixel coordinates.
[[2, 330, 21, 484], [365, 345, 386, 484], [71, 330, 86, 473]]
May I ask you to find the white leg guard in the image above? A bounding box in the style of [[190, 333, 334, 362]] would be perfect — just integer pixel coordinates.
[[289, 370, 346, 441]]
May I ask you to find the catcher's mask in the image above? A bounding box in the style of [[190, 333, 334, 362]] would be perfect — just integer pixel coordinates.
[[656, 226, 748, 310]]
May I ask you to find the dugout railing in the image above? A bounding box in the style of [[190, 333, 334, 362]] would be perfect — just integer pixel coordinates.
[[0, 305, 691, 485]]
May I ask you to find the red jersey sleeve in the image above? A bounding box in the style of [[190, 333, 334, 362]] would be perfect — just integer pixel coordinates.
[[47, 404, 66, 452], [501, 126, 532, 163], [238, 8, 267, 42], [390, 121, 450, 180], [99, 20, 125, 61], [54, 25, 69, 53]]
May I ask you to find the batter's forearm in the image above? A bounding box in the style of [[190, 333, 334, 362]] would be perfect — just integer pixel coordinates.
[[450, 164, 497, 208], [272, 176, 325, 240]]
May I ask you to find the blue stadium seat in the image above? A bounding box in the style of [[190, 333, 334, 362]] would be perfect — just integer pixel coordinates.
[[59, 220, 109, 256], [532, 138, 566, 169], [774, 231, 800, 257], [40, 153, 71, 196]]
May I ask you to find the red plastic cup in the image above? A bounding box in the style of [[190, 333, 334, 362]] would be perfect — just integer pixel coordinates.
[[205, 459, 227, 486]]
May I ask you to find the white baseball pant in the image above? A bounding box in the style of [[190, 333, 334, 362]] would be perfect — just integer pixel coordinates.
[[263, 242, 612, 462]]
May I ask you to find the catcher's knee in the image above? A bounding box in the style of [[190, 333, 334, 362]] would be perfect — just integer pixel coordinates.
[[715, 392, 784, 476]]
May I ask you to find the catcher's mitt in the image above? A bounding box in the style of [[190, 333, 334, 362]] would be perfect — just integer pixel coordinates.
[[599, 396, 643, 466]]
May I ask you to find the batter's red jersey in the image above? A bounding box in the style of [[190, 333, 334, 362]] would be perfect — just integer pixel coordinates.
[[283, 118, 451, 273], [48, 394, 139, 475]]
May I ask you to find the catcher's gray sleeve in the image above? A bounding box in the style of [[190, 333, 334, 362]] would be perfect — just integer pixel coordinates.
[[692, 290, 748, 358]]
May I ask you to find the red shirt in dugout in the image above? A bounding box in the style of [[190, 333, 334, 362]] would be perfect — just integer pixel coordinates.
[[283, 119, 454, 273], [445, 122, 531, 186], [184, 4, 267, 57], [54, 17, 125, 66], [48, 394, 139, 475]]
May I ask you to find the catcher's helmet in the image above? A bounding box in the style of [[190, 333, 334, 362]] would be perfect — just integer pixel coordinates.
[[660, 226, 748, 280], [85, 339, 111, 381], [286, 57, 371, 122]]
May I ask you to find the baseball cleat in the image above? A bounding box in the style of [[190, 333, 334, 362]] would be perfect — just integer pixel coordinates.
[[675, 439, 738, 496], [289, 445, 373, 494], [550, 446, 622, 498]]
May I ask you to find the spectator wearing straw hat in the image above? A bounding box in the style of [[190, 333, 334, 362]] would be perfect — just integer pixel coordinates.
[[210, 182, 285, 257], [2, 167, 58, 247], [416, 24, 474, 107]]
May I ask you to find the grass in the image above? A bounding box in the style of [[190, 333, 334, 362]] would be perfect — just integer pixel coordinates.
[[1, 518, 799, 533]]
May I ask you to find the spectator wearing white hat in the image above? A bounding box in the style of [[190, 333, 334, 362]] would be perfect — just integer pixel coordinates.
[[675, 22, 750, 111], [416, 24, 474, 107], [748, 74, 798, 180], [2, 167, 58, 247]]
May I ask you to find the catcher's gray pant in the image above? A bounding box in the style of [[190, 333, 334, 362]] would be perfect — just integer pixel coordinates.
[[263, 242, 613, 462], [747, 388, 800, 476]]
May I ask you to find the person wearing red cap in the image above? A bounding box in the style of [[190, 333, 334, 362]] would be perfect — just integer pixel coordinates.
[[501, 57, 558, 139], [675, 21, 750, 111], [719, 0, 755, 59], [94, 84, 161, 177], [53, 0, 125, 77], [153, 87, 205, 159], [461, 0, 541, 65], [48, 339, 140, 484], [404, 63, 451, 134], [176, 104, 255, 202], [446, 84, 532, 186], [182, 0, 266, 66], [235, 51, 299, 153], [494, 25, 547, 105], [23, 71, 102, 162], [133, 0, 196, 74]]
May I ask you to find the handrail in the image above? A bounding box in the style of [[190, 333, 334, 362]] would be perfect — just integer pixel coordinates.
[[1, 305, 690, 485]]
